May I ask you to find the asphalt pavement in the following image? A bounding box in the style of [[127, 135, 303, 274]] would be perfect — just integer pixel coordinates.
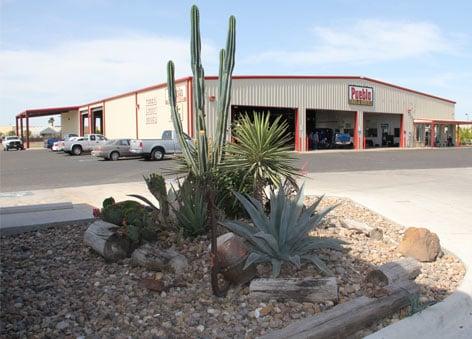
[[1, 147, 471, 192]]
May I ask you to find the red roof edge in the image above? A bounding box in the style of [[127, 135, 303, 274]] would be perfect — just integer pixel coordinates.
[[16, 106, 80, 118]]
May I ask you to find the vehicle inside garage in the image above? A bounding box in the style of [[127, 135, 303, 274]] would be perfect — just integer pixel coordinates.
[[230, 105, 297, 149], [363, 112, 402, 148], [306, 109, 355, 150]]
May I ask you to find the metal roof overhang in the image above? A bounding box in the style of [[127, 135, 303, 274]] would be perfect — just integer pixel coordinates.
[[16, 106, 80, 119]]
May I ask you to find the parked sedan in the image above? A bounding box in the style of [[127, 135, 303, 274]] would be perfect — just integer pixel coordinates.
[[91, 139, 135, 161]]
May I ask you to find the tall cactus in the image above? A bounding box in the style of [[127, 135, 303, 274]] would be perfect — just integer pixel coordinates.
[[166, 4, 236, 175]]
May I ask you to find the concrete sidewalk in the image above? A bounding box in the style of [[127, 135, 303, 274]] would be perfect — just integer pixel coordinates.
[[303, 167, 472, 338], [0, 202, 94, 235]]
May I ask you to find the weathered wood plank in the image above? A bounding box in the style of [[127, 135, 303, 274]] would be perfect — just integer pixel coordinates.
[[364, 257, 421, 287], [250, 277, 338, 303], [259, 281, 419, 339], [84, 220, 129, 261], [341, 219, 383, 240]]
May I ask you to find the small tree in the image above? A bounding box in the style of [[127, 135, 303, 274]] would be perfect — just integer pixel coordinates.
[[48, 117, 55, 126]]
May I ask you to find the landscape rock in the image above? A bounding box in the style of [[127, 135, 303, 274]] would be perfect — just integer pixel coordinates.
[[398, 227, 441, 262]]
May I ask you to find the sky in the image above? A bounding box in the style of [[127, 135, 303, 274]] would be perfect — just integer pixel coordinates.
[[1, 0, 471, 126]]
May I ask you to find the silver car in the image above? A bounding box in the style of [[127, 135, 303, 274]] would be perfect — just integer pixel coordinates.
[[91, 139, 134, 161]]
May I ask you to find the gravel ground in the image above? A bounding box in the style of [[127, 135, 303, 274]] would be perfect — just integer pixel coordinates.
[[0, 197, 465, 338]]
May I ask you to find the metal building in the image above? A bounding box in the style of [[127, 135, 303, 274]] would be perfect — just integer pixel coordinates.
[[16, 75, 468, 150]]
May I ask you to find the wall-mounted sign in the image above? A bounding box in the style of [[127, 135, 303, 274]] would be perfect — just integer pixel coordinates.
[[348, 85, 373, 106], [145, 97, 158, 125], [165, 85, 187, 104]]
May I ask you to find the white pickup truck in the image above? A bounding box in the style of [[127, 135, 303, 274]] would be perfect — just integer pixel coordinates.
[[130, 130, 192, 161], [64, 134, 108, 155], [2, 136, 24, 151]]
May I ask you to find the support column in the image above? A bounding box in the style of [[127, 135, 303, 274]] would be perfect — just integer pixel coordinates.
[[355, 111, 363, 150], [400, 114, 405, 148], [15, 117, 19, 136], [88, 106, 92, 134], [457, 126, 461, 146], [296, 107, 306, 152], [26, 113, 30, 148], [430, 123, 435, 147], [20, 117, 24, 140]]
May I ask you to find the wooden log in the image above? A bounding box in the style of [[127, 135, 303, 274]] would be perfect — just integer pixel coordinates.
[[84, 220, 129, 262], [250, 277, 338, 303], [364, 257, 421, 287], [259, 281, 420, 339], [341, 219, 383, 240]]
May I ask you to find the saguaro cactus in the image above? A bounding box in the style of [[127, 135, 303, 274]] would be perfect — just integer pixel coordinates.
[[166, 4, 236, 175]]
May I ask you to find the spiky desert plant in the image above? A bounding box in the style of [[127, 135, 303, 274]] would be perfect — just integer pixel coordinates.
[[220, 186, 342, 278], [166, 4, 236, 297], [166, 5, 236, 175], [223, 113, 299, 202]]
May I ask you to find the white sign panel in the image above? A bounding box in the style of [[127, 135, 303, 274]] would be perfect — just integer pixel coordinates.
[[348, 85, 373, 106]]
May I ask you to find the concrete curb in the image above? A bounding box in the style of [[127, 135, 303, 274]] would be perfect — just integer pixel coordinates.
[[0, 202, 95, 236]]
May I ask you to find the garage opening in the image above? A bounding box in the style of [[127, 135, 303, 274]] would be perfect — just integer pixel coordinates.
[[91, 108, 103, 134], [306, 109, 356, 150], [231, 105, 297, 150], [363, 112, 402, 148]]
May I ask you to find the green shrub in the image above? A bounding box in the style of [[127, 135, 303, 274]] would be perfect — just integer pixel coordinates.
[[100, 198, 158, 245], [172, 177, 208, 238], [220, 186, 342, 277]]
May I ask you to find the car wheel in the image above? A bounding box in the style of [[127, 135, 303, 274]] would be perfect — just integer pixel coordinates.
[[72, 145, 82, 156], [110, 151, 120, 161], [151, 148, 164, 161]]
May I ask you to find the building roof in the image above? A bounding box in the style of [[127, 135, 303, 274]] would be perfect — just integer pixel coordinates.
[[16, 75, 456, 118]]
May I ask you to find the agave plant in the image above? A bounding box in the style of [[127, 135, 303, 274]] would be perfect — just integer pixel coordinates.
[[220, 186, 342, 277], [223, 113, 299, 203]]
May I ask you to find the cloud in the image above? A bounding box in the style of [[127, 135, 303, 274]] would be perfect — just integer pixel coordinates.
[[0, 34, 217, 124], [247, 20, 458, 66]]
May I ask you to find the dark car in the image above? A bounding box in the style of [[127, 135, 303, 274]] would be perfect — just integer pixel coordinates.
[[44, 137, 61, 149]]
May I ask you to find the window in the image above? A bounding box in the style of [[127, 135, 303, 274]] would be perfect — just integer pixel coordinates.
[[98, 135, 106, 141], [120, 140, 129, 146], [162, 130, 172, 140], [90, 135, 96, 141]]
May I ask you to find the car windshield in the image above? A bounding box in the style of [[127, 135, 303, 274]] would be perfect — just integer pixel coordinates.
[[104, 140, 116, 145], [6, 136, 18, 140]]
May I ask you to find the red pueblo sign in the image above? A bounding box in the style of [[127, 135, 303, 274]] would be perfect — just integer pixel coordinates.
[[348, 85, 373, 106]]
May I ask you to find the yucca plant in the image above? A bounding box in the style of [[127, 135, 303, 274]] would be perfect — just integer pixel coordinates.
[[220, 186, 342, 277], [223, 113, 299, 203]]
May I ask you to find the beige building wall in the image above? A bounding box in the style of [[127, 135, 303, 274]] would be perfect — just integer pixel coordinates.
[[204, 77, 455, 149], [136, 82, 189, 139], [103, 95, 137, 139], [61, 110, 79, 135]]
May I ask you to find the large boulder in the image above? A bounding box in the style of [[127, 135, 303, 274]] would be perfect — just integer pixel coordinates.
[[398, 227, 441, 262]]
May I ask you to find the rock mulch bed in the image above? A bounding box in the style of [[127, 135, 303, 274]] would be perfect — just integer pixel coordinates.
[[0, 197, 465, 338]]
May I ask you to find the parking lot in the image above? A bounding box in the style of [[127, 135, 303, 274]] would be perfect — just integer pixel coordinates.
[[1, 147, 471, 192]]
